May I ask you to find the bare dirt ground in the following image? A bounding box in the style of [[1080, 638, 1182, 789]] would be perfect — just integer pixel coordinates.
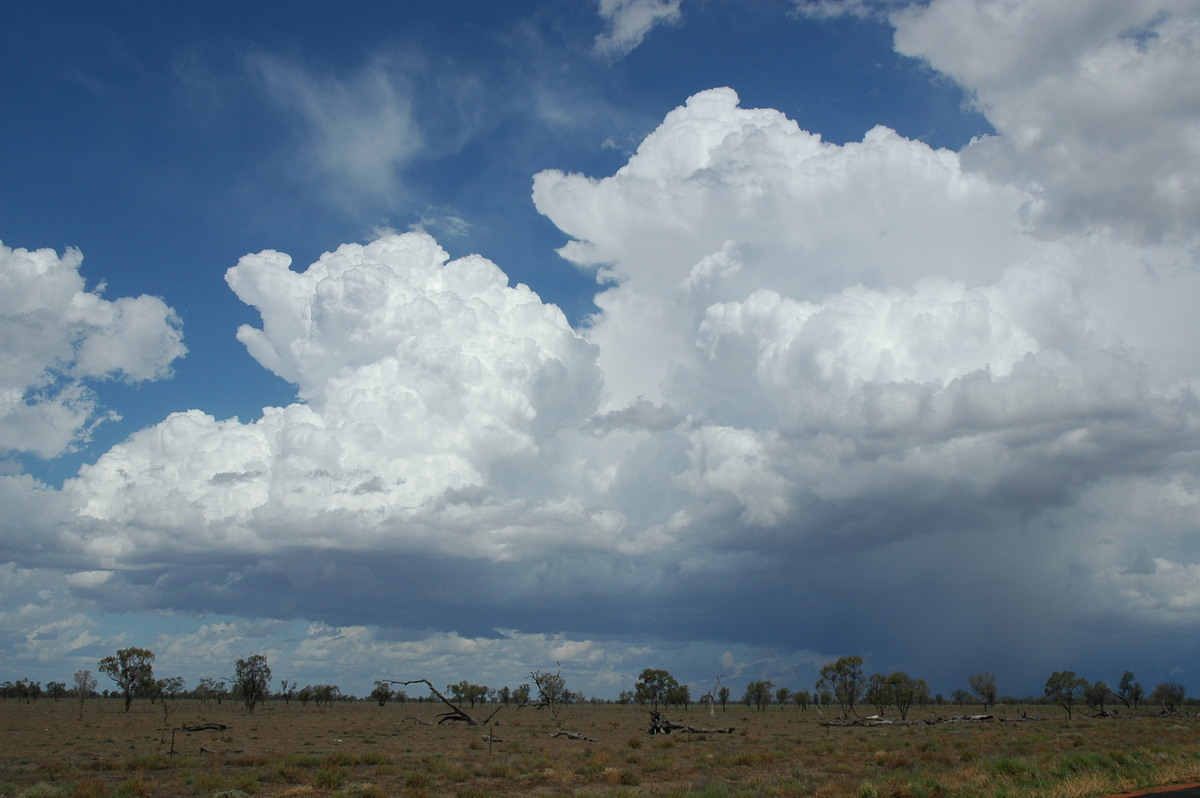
[[2, 698, 1199, 796]]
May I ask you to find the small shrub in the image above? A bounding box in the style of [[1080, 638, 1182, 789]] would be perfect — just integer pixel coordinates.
[[334, 784, 386, 798], [113, 779, 150, 798], [358, 751, 389, 766], [266, 765, 304, 784], [17, 784, 68, 798], [119, 756, 170, 773], [191, 771, 230, 792], [70, 779, 109, 798], [312, 768, 345, 790], [485, 762, 518, 779], [403, 771, 433, 790], [322, 752, 357, 767], [229, 753, 269, 767], [989, 757, 1034, 780], [282, 753, 321, 769]]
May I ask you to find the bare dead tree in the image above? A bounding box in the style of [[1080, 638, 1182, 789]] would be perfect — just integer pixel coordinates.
[[701, 674, 725, 718], [522, 665, 568, 719], [383, 678, 503, 726]]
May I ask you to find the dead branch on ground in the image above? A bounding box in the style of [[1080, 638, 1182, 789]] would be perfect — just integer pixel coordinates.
[[167, 723, 232, 754]]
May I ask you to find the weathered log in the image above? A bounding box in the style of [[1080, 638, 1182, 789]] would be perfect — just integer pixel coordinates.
[[648, 710, 735, 735], [821, 716, 918, 728], [924, 714, 995, 725], [550, 728, 596, 741]]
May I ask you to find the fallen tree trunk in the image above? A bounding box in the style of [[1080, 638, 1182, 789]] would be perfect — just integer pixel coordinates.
[[924, 714, 995, 725], [550, 728, 596, 741], [821, 716, 919, 727], [648, 710, 735, 735]]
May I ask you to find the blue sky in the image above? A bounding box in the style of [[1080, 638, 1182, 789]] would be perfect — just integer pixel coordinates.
[[3, 0, 1199, 703]]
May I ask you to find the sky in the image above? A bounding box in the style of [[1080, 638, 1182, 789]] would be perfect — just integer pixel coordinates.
[[2, 0, 1198, 703]]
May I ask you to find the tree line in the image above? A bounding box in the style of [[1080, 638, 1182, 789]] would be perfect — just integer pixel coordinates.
[[711, 656, 1190, 721], [3, 648, 1192, 721]]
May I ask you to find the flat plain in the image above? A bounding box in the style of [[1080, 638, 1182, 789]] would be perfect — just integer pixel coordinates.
[[2, 698, 1199, 797]]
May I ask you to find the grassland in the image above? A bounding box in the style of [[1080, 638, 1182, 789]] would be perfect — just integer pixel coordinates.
[[1, 698, 1198, 797]]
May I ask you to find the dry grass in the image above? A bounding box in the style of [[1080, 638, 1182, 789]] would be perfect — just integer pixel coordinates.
[[1, 699, 1198, 797]]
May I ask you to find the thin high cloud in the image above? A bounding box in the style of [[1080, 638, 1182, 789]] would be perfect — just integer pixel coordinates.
[[248, 53, 425, 211], [593, 0, 683, 59]]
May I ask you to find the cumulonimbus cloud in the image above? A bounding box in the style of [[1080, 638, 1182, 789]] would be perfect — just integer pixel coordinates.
[[8, 0, 1200, 695]]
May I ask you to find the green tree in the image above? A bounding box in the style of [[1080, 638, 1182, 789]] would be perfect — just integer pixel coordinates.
[[98, 647, 156, 712], [529, 668, 568, 716], [314, 684, 340, 706], [1044, 671, 1088, 720], [742, 680, 774, 711], [1083, 680, 1110, 714], [865, 673, 890, 715], [234, 654, 272, 713], [278, 679, 296, 706], [371, 681, 395, 707], [448, 680, 488, 706], [1117, 671, 1144, 712], [1150, 682, 1186, 715], [775, 686, 792, 709], [717, 685, 730, 710], [967, 672, 997, 710], [195, 677, 226, 705], [635, 669, 679, 711], [888, 672, 920, 721], [73, 670, 96, 719], [666, 683, 691, 710], [512, 683, 531, 705], [816, 656, 864, 718], [794, 689, 810, 711], [158, 676, 186, 702]]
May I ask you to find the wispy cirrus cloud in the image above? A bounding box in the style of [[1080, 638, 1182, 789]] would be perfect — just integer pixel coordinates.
[[593, 0, 683, 59], [247, 52, 425, 212]]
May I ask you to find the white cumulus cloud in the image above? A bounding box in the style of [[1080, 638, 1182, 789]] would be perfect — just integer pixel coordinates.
[[0, 242, 185, 458], [65, 233, 607, 561], [893, 0, 1200, 244]]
